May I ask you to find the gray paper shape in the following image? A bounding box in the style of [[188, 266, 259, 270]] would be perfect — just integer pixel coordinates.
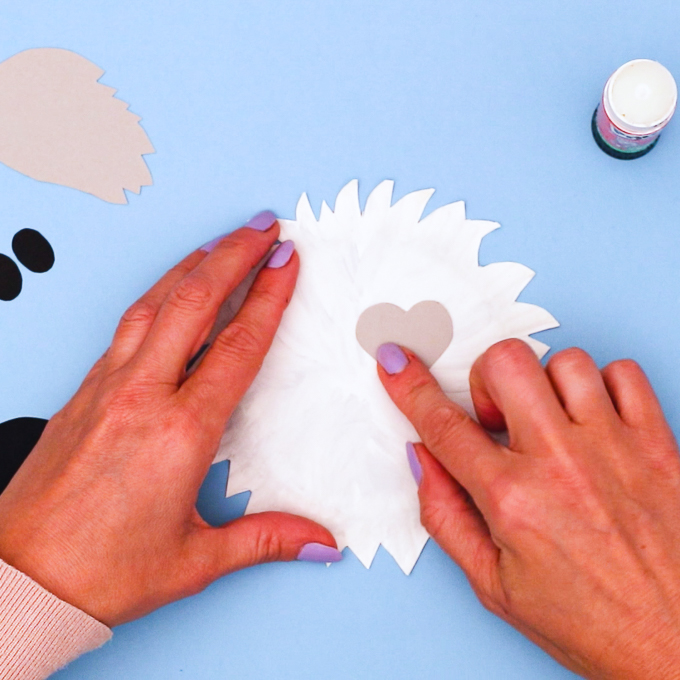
[[355, 301, 453, 367], [0, 48, 154, 204]]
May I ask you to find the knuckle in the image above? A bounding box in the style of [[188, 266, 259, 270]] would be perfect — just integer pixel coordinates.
[[486, 475, 528, 534], [421, 402, 470, 452], [168, 274, 214, 312], [604, 358, 643, 381], [215, 322, 263, 361], [168, 261, 195, 279], [645, 441, 680, 480], [484, 338, 531, 369], [400, 372, 435, 414], [545, 459, 590, 503], [213, 236, 252, 262], [163, 404, 200, 440], [97, 376, 156, 420], [475, 586, 509, 619], [184, 548, 218, 594], [403, 371, 436, 400], [254, 527, 284, 564], [419, 499, 452, 539], [190, 569, 214, 595], [249, 285, 280, 311], [548, 347, 593, 374], [464, 559, 510, 619], [177, 408, 204, 441], [120, 299, 157, 328]]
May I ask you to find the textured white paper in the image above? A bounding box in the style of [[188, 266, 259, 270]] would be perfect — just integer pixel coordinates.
[[217, 180, 559, 574], [0, 48, 153, 204]]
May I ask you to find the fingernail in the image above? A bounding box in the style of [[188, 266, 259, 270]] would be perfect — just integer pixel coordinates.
[[297, 542, 343, 563], [200, 211, 276, 250], [377, 343, 409, 374], [406, 442, 423, 487], [246, 210, 277, 232], [266, 240, 295, 269], [200, 235, 227, 253]]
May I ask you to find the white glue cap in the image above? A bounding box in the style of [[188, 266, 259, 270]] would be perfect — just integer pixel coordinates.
[[603, 59, 677, 135]]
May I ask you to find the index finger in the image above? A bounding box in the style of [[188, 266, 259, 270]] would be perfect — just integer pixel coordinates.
[[136, 214, 281, 383], [180, 242, 299, 436], [376, 343, 504, 506]]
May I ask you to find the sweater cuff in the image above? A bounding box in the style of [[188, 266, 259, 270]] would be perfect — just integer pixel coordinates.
[[0, 558, 112, 680]]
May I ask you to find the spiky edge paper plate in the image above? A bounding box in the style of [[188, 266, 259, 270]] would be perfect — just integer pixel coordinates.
[[216, 180, 558, 575]]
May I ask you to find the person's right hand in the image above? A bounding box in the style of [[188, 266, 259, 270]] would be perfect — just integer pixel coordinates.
[[377, 339, 680, 680]]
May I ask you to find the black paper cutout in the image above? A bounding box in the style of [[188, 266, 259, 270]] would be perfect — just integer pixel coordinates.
[[12, 229, 54, 273], [0, 417, 47, 493], [0, 254, 22, 301]]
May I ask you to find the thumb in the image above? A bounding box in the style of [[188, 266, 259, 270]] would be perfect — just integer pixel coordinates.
[[190, 511, 342, 580], [409, 442, 501, 603]]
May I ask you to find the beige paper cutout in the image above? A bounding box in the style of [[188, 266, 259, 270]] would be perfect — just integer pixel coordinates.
[[0, 48, 154, 204], [356, 301, 453, 368]]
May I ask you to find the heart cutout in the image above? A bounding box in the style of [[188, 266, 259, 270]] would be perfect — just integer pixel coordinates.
[[356, 301, 453, 368]]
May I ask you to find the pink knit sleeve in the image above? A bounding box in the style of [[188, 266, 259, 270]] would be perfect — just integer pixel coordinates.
[[0, 558, 112, 680]]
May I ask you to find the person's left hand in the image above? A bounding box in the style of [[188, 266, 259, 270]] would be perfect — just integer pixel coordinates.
[[0, 215, 340, 628]]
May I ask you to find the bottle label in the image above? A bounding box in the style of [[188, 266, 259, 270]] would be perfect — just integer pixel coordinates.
[[595, 103, 660, 153]]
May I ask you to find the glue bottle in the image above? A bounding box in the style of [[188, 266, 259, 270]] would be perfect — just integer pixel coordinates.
[[592, 59, 677, 159]]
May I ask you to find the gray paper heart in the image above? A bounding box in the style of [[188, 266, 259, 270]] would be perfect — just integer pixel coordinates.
[[355, 301, 453, 367]]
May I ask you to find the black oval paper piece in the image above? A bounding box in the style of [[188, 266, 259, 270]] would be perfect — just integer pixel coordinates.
[[0, 254, 22, 301], [12, 228, 55, 273], [0, 417, 48, 492]]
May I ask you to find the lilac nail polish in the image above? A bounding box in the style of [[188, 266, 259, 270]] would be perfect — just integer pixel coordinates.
[[377, 343, 409, 375], [406, 442, 423, 487], [297, 542, 343, 563], [246, 210, 277, 231], [200, 235, 227, 253], [266, 240, 295, 269]]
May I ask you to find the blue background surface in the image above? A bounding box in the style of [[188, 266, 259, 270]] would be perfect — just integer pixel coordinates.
[[2, 0, 680, 677]]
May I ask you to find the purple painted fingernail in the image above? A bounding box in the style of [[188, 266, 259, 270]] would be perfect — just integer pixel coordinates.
[[200, 211, 276, 250], [246, 210, 277, 231], [297, 543, 343, 563], [406, 442, 423, 487], [266, 240, 295, 269], [377, 343, 409, 375], [200, 235, 227, 253]]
